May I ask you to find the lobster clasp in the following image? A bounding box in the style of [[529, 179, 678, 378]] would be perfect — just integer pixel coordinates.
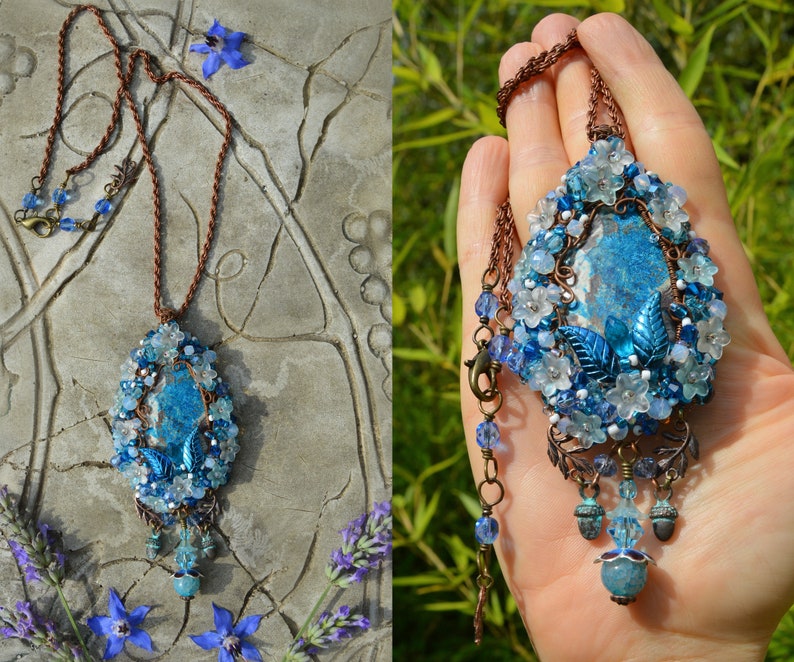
[[465, 346, 500, 402], [18, 214, 57, 238]]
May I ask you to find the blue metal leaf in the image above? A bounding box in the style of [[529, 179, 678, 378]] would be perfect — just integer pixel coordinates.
[[139, 448, 174, 480], [631, 291, 669, 367], [182, 428, 205, 474], [559, 326, 620, 382]]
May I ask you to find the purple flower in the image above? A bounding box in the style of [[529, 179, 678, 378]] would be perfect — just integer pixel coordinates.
[[0, 600, 61, 650], [285, 605, 369, 661], [326, 501, 392, 588], [87, 589, 153, 660], [190, 20, 250, 79], [190, 603, 262, 662]]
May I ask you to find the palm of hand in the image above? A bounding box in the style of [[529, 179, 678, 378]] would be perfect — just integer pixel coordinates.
[[458, 13, 794, 662]]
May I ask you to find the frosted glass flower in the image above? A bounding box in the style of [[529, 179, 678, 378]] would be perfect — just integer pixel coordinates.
[[168, 476, 193, 502], [566, 410, 606, 448], [123, 462, 150, 487], [207, 461, 230, 489], [195, 360, 218, 389], [530, 353, 571, 396], [120, 358, 139, 381], [512, 287, 553, 328], [210, 397, 233, 422], [113, 417, 141, 444], [581, 163, 624, 205], [527, 196, 557, 238], [678, 254, 718, 286], [219, 438, 240, 463], [675, 356, 711, 400], [589, 137, 634, 175], [650, 196, 689, 234], [696, 316, 731, 359], [606, 373, 651, 420], [152, 322, 185, 350]]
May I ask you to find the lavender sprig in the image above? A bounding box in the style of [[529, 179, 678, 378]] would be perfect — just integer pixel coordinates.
[[284, 606, 370, 662], [0, 600, 84, 660], [326, 501, 392, 587], [0, 486, 65, 587], [0, 485, 89, 658]]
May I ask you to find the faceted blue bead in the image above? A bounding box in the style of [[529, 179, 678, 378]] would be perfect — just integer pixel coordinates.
[[22, 192, 41, 210], [607, 515, 644, 549], [600, 556, 648, 600], [594, 454, 617, 477], [557, 195, 574, 211], [488, 334, 511, 362], [94, 198, 112, 214], [556, 389, 576, 414], [522, 340, 541, 363], [679, 324, 698, 343], [475, 516, 499, 544], [633, 456, 658, 479], [59, 217, 77, 232], [686, 237, 710, 255], [640, 418, 659, 436], [618, 479, 638, 499], [530, 249, 555, 274], [475, 420, 500, 449], [566, 167, 586, 201], [506, 349, 525, 376], [624, 162, 640, 179], [544, 233, 564, 254], [475, 290, 498, 319], [52, 188, 69, 205]]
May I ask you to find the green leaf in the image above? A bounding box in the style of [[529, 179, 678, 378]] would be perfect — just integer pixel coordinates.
[[393, 347, 447, 363], [409, 283, 428, 313], [712, 138, 740, 170], [413, 490, 441, 540], [393, 128, 481, 152], [650, 0, 694, 35], [679, 25, 716, 97], [393, 292, 407, 327], [592, 0, 625, 11], [456, 490, 482, 520], [417, 43, 443, 85], [393, 573, 448, 587], [395, 107, 460, 134], [443, 177, 460, 264], [423, 601, 472, 613]]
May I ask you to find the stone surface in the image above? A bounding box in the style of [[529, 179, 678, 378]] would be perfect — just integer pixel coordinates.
[[0, 1, 390, 658]]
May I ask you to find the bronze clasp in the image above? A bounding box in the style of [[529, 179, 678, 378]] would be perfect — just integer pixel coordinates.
[[465, 346, 500, 402], [17, 214, 57, 238]]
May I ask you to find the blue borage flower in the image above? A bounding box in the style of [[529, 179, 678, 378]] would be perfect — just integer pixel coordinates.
[[109, 321, 238, 526], [189, 603, 262, 662], [507, 136, 730, 450], [87, 588, 153, 660], [190, 19, 250, 80]]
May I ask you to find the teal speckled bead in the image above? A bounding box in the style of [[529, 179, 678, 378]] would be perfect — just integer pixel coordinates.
[[600, 556, 648, 604], [173, 572, 201, 599]]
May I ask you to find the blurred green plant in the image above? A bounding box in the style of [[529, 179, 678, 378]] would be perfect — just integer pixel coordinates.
[[393, 1, 794, 659]]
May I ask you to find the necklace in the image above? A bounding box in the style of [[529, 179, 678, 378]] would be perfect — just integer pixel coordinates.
[[467, 31, 730, 642], [17, 5, 237, 600]]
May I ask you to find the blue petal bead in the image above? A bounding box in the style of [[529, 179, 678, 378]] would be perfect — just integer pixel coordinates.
[[22, 192, 41, 210], [94, 198, 112, 214], [59, 217, 77, 232], [475, 420, 500, 449], [52, 187, 69, 205], [488, 334, 511, 362], [475, 516, 499, 545], [600, 556, 648, 601], [475, 290, 498, 319]]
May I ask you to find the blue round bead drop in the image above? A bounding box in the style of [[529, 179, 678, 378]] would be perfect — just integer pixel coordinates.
[[600, 556, 648, 601], [173, 573, 201, 599], [475, 516, 499, 545], [475, 420, 500, 449]]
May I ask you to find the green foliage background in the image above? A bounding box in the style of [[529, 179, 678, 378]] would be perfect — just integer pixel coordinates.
[[392, 0, 794, 659]]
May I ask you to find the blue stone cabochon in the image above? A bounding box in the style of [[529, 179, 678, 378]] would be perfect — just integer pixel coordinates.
[[109, 321, 239, 529], [508, 136, 728, 448]]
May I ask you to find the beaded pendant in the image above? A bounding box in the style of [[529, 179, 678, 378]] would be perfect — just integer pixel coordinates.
[[503, 135, 729, 603], [109, 321, 239, 599]]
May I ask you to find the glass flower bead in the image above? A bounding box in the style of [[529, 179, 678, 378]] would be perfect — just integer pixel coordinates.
[[605, 373, 651, 420], [512, 287, 554, 328], [566, 410, 606, 448], [696, 316, 731, 360], [678, 253, 718, 286], [675, 356, 711, 400]]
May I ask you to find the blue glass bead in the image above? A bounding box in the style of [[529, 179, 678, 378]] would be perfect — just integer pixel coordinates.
[[618, 479, 638, 499], [686, 237, 710, 255], [506, 349, 525, 376], [538, 316, 553, 330], [600, 556, 648, 600], [594, 400, 615, 422], [605, 316, 633, 357], [679, 324, 698, 343], [94, 198, 112, 214], [633, 457, 658, 479], [640, 418, 659, 435], [59, 217, 77, 232], [557, 195, 574, 211], [624, 162, 640, 179], [594, 454, 617, 477], [544, 233, 564, 254], [22, 192, 41, 210], [52, 188, 69, 205], [556, 389, 576, 414], [173, 571, 201, 598], [530, 249, 555, 274], [475, 420, 500, 449], [488, 334, 511, 362], [475, 290, 498, 319], [475, 516, 499, 545], [668, 302, 689, 320]]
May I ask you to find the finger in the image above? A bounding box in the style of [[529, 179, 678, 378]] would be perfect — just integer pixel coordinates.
[[499, 43, 569, 242], [578, 13, 785, 361], [531, 13, 607, 162]]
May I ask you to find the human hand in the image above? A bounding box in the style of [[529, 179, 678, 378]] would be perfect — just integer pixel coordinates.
[[458, 12, 794, 662]]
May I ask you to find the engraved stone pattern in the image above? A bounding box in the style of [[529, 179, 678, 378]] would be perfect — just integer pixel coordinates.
[[0, 1, 390, 658]]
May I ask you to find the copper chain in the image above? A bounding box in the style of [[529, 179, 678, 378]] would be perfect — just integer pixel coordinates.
[[39, 5, 232, 323]]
